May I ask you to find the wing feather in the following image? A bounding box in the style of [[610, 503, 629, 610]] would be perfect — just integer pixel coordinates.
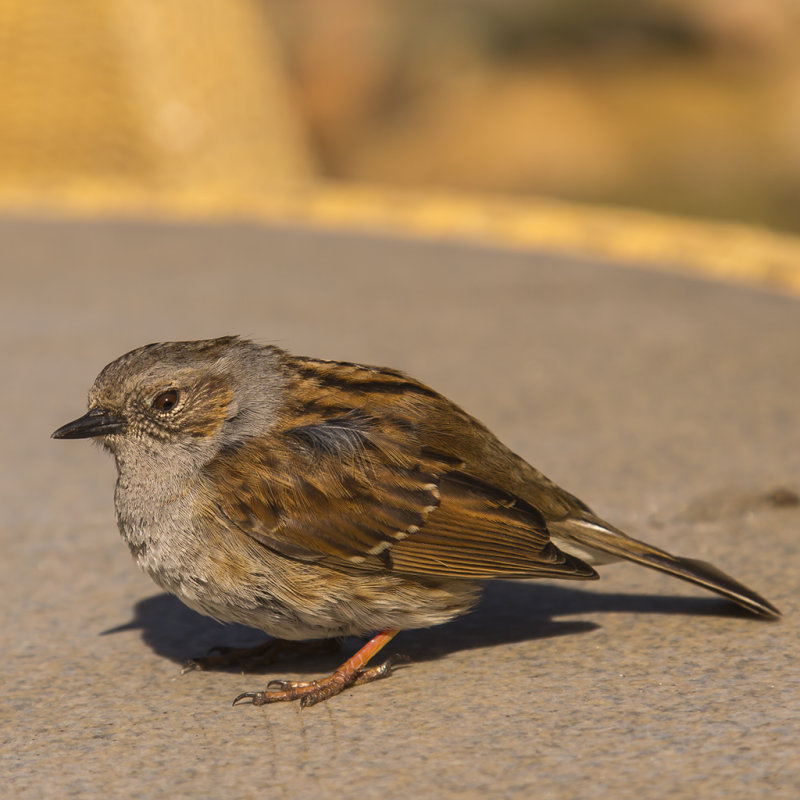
[[206, 409, 596, 581]]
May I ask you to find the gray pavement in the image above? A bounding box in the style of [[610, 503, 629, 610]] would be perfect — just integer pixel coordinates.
[[2, 217, 799, 799]]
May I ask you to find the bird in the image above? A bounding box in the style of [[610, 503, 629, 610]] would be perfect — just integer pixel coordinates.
[[52, 336, 780, 707]]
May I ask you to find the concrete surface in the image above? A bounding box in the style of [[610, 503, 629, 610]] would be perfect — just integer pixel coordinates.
[[2, 217, 798, 799]]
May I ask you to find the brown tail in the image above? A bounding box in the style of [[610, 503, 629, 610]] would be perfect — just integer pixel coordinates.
[[550, 519, 781, 619]]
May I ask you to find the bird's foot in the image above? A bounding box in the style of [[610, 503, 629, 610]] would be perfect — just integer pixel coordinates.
[[182, 637, 340, 674], [232, 654, 408, 708]]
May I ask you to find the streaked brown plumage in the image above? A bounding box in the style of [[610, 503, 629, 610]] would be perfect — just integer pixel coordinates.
[[52, 336, 780, 707]]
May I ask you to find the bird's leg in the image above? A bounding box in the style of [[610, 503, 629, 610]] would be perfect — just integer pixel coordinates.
[[232, 629, 402, 708], [182, 637, 341, 673]]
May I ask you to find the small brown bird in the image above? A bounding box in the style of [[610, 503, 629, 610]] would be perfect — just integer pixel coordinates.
[[53, 337, 780, 707]]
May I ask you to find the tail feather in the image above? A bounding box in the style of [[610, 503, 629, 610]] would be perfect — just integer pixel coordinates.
[[550, 519, 781, 619]]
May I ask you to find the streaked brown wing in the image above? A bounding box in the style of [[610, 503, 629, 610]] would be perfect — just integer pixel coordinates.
[[390, 472, 596, 579], [206, 411, 596, 580]]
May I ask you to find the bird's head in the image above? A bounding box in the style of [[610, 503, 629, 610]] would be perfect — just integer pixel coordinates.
[[52, 336, 284, 473]]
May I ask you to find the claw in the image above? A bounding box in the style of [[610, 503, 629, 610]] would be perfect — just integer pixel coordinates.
[[351, 654, 409, 686], [232, 691, 259, 706], [230, 629, 401, 708], [356, 653, 410, 676]]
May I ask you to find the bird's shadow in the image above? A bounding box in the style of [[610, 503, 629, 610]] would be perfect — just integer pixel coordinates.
[[101, 582, 748, 672]]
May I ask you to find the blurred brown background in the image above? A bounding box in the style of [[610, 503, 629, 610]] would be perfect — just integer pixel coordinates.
[[267, 0, 800, 233], [2, 0, 800, 273]]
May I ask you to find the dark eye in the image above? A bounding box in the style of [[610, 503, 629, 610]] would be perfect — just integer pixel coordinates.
[[152, 390, 180, 413]]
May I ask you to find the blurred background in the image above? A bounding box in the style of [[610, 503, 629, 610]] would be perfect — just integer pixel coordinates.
[[2, 0, 800, 277], [267, 0, 800, 231]]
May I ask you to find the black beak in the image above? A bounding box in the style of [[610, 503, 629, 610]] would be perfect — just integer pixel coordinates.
[[51, 407, 125, 439]]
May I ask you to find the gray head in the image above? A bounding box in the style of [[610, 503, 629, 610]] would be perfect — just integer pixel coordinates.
[[52, 336, 285, 470]]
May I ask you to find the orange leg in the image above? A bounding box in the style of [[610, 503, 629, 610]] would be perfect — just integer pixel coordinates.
[[232, 629, 402, 708]]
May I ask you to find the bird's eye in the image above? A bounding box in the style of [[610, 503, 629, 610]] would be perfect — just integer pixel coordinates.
[[152, 390, 180, 413]]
